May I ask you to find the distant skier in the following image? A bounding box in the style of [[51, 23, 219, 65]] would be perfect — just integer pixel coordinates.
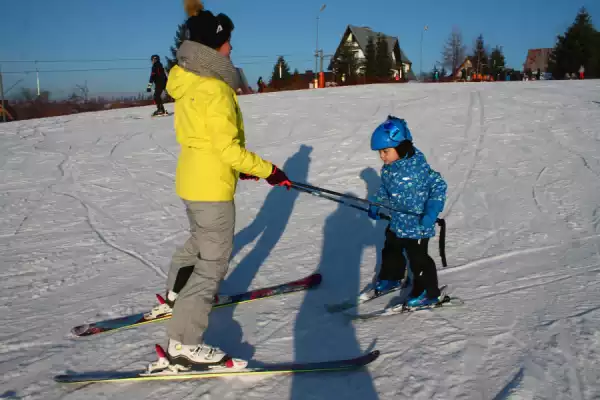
[[147, 54, 168, 116], [154, 0, 292, 371], [257, 76, 265, 92], [367, 116, 447, 308]]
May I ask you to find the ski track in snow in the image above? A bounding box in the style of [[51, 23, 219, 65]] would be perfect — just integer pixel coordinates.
[[1, 81, 600, 399]]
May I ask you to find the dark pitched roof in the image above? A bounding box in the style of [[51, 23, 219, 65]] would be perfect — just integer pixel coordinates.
[[347, 25, 412, 64]]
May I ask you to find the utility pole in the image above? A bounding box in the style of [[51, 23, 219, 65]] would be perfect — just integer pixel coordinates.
[[319, 50, 324, 75], [315, 4, 326, 74], [0, 65, 5, 122], [35, 60, 40, 97], [419, 25, 428, 81]]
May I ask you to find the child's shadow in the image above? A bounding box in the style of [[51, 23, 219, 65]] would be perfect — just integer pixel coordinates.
[[203, 145, 313, 360]]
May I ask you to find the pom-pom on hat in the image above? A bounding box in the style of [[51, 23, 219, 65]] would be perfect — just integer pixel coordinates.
[[183, 0, 234, 50]]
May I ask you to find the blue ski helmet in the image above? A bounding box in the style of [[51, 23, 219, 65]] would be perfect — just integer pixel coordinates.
[[370, 116, 412, 150]]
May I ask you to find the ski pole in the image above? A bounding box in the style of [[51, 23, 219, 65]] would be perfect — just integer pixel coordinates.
[[291, 181, 448, 267], [292, 184, 391, 221], [292, 181, 433, 220], [291, 181, 396, 212]]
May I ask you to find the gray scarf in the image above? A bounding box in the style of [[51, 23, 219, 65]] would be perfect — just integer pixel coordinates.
[[176, 40, 240, 90]]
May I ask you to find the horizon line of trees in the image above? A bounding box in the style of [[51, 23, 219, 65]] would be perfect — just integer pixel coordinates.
[[439, 7, 599, 80]]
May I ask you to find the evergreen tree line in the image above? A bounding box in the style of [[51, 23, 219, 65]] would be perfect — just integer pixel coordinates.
[[441, 7, 600, 81]]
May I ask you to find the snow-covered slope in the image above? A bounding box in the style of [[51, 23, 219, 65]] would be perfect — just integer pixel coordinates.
[[1, 81, 600, 399]]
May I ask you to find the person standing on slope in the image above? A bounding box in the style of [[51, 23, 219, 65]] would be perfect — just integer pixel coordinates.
[[367, 116, 447, 308], [147, 55, 168, 116], [159, 0, 291, 371]]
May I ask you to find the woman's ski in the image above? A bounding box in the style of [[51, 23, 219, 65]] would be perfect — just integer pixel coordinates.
[[71, 273, 322, 337], [54, 346, 379, 384]]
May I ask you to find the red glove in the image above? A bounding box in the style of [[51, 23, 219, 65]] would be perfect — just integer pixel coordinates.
[[239, 172, 259, 181], [266, 165, 291, 189]]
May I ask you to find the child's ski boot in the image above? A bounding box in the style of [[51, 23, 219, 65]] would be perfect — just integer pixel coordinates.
[[405, 286, 450, 309], [374, 279, 402, 295]]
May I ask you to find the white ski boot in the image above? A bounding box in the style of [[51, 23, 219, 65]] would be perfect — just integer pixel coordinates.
[[147, 340, 248, 373], [144, 291, 178, 319], [166, 339, 247, 371]]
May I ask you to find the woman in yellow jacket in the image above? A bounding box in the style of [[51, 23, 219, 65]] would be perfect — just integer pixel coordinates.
[[161, 0, 291, 371]]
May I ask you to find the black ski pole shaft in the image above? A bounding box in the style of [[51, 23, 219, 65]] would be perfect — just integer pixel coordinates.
[[292, 181, 444, 223], [292, 182, 446, 263], [292, 181, 372, 205], [292, 185, 391, 221], [291, 181, 398, 211], [294, 181, 433, 218]]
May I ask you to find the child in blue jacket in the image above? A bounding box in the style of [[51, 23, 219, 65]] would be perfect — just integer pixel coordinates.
[[368, 116, 447, 307]]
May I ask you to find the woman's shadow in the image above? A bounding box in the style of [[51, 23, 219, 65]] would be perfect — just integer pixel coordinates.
[[203, 144, 313, 360], [289, 167, 386, 400]]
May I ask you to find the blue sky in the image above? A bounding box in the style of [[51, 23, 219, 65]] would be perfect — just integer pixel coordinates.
[[1, 0, 599, 98]]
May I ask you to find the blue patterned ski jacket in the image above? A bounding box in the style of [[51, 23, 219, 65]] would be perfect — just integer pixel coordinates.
[[372, 148, 447, 239]]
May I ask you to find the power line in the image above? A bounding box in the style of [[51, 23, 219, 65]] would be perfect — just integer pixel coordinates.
[[236, 59, 314, 66], [0, 54, 300, 64], [2, 67, 149, 74], [2, 59, 317, 74], [0, 58, 148, 63]]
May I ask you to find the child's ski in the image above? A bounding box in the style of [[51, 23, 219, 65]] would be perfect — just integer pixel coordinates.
[[324, 282, 407, 313], [54, 348, 380, 384], [350, 291, 464, 322], [71, 273, 322, 337]]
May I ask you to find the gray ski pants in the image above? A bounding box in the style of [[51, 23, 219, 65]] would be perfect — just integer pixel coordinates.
[[166, 200, 235, 345]]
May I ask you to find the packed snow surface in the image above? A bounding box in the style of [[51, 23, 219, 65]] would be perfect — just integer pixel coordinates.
[[1, 81, 600, 399]]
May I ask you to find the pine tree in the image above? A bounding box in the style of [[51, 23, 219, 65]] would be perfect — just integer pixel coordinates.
[[489, 46, 506, 78], [548, 7, 599, 79], [166, 22, 188, 72], [364, 36, 377, 78], [331, 43, 359, 83], [375, 34, 392, 79], [472, 34, 489, 76], [269, 56, 292, 89]]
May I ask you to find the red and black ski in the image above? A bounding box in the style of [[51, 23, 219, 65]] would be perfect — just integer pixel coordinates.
[[71, 273, 322, 337]]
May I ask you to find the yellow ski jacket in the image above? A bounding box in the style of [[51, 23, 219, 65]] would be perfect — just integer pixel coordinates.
[[166, 65, 273, 201]]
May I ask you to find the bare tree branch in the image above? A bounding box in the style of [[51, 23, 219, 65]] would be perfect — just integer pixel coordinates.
[[442, 27, 466, 74]]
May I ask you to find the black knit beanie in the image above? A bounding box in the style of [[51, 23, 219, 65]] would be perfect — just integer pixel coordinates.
[[185, 10, 234, 49]]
